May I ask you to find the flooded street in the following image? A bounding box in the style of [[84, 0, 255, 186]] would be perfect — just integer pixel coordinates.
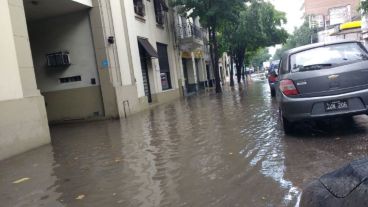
[[2, 77, 368, 207]]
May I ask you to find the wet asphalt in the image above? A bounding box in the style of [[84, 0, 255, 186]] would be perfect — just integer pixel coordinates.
[[1, 75, 368, 207]]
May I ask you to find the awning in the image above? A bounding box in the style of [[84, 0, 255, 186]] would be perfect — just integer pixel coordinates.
[[138, 38, 158, 58], [159, 0, 169, 12]]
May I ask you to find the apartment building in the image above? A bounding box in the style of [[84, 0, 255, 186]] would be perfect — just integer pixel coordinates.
[[303, 0, 360, 28], [303, 0, 362, 42], [174, 13, 215, 95], [304, 0, 359, 27], [0, 0, 182, 160]]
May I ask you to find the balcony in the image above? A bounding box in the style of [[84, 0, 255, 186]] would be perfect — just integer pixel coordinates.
[[176, 22, 204, 52]]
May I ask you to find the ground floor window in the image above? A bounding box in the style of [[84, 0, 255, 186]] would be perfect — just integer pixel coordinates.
[[160, 72, 171, 90], [157, 43, 172, 90]]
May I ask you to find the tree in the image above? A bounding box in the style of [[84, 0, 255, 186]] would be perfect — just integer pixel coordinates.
[[361, 0, 368, 13], [221, 0, 288, 84], [273, 20, 315, 60], [248, 48, 271, 69], [170, 0, 246, 93]]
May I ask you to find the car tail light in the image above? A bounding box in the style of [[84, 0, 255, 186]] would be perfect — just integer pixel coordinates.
[[280, 79, 299, 96]]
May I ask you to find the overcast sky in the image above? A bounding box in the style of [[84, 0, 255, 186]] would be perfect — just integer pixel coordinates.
[[269, 0, 305, 33], [268, 0, 305, 56]]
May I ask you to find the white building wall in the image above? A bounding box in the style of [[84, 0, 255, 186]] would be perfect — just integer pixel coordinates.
[[0, 0, 50, 161], [0, 0, 23, 101], [109, 0, 133, 86], [29, 11, 100, 92], [122, 0, 179, 98]]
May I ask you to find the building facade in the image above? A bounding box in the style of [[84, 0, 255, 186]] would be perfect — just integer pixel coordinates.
[[0, 0, 183, 160], [302, 0, 362, 43], [304, 0, 359, 27], [174, 12, 215, 95]]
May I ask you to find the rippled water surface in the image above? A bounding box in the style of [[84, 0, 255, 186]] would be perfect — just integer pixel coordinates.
[[2, 78, 368, 207]]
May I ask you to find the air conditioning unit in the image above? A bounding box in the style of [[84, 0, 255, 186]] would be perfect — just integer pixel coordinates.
[[46, 51, 71, 67]]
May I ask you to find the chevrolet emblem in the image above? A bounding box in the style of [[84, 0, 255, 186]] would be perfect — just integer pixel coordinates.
[[328, 75, 339, 80]]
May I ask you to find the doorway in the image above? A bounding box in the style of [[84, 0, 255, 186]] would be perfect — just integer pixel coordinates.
[[182, 58, 189, 93], [139, 44, 153, 103]]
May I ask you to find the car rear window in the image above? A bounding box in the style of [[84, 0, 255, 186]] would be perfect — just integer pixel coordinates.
[[290, 43, 368, 72]]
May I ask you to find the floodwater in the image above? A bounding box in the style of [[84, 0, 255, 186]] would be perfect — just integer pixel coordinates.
[[2, 76, 368, 207]]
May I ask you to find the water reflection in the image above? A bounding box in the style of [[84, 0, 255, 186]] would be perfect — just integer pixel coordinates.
[[238, 80, 301, 206], [2, 78, 368, 206]]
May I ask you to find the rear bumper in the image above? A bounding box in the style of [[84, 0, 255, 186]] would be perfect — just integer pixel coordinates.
[[279, 88, 368, 122]]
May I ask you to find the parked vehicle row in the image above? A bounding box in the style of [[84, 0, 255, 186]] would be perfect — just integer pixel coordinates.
[[274, 40, 368, 134]]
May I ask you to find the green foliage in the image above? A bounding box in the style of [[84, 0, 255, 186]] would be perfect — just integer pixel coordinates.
[[247, 48, 271, 68], [170, 0, 288, 84], [219, 0, 287, 82], [361, 1, 368, 14], [223, 0, 288, 50], [273, 20, 315, 60], [170, 0, 247, 92], [169, 0, 245, 28]]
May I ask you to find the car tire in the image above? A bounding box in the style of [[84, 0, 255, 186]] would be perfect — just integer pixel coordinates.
[[271, 88, 276, 97], [280, 108, 293, 134]]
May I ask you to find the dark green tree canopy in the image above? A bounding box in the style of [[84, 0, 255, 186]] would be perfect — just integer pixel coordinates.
[[219, 0, 287, 83], [170, 0, 248, 92], [222, 0, 288, 52], [361, 1, 368, 14], [170, 0, 245, 28], [247, 48, 271, 68]]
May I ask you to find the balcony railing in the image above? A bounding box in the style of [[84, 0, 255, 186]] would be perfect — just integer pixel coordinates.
[[177, 22, 204, 40]]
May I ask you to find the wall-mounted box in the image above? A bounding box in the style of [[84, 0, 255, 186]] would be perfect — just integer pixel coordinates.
[[46, 51, 71, 67]]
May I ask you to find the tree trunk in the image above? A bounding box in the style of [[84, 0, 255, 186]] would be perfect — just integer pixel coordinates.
[[212, 24, 222, 93], [208, 27, 216, 87], [230, 52, 234, 87], [236, 63, 242, 83], [234, 47, 245, 84]]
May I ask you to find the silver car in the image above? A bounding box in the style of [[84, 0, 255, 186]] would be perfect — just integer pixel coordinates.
[[276, 40, 368, 134]]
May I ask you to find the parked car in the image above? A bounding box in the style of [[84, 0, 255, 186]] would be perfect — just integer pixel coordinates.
[[268, 60, 280, 97], [276, 40, 368, 134]]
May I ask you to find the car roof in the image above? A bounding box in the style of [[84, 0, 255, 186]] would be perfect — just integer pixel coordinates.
[[284, 40, 361, 56]]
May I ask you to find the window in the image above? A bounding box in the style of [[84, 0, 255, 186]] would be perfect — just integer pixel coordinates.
[[157, 43, 172, 90], [133, 0, 145, 16], [290, 43, 368, 73], [153, 0, 168, 25]]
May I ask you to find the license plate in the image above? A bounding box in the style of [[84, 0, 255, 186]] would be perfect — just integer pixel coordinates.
[[325, 100, 349, 112]]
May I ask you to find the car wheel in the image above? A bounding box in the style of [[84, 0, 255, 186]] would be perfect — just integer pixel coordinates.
[[271, 88, 276, 97], [279, 108, 293, 134]]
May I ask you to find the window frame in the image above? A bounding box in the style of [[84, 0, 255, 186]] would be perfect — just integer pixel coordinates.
[[133, 0, 146, 17]]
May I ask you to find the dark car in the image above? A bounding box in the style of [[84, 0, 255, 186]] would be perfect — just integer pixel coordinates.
[[276, 40, 368, 134], [268, 60, 280, 97]]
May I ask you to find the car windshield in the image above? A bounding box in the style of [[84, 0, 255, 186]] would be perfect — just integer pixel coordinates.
[[290, 43, 368, 72]]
